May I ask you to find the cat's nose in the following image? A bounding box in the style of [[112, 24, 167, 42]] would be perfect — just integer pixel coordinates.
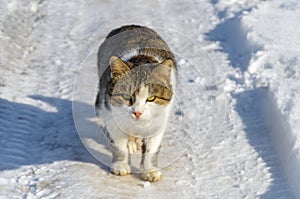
[[133, 111, 142, 119]]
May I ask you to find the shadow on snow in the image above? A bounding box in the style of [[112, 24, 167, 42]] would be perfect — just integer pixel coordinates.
[[0, 95, 109, 172], [234, 88, 292, 198]]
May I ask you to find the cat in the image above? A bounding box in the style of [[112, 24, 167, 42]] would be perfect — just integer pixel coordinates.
[[95, 25, 177, 182]]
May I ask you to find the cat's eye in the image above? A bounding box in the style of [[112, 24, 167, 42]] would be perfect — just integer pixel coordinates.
[[122, 94, 131, 100], [122, 94, 133, 105], [146, 96, 156, 102]]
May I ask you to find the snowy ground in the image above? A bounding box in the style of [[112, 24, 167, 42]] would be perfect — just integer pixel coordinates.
[[1, 0, 300, 198]]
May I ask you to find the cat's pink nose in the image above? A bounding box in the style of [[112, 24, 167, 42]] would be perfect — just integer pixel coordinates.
[[133, 111, 142, 119]]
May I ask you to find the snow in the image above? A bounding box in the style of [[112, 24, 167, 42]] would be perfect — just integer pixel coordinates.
[[0, 0, 299, 198], [241, 1, 300, 196]]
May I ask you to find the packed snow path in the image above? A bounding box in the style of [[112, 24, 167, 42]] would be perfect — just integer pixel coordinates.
[[1, 0, 299, 198]]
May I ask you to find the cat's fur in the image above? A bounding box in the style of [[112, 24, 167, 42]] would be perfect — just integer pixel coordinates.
[[96, 25, 177, 181]]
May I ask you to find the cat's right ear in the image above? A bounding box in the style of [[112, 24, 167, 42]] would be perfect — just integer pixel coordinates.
[[109, 56, 130, 79]]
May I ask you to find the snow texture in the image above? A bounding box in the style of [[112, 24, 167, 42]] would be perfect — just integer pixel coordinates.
[[0, 0, 299, 198]]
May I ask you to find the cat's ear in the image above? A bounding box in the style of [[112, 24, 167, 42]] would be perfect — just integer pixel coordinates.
[[152, 59, 174, 80], [109, 56, 130, 79]]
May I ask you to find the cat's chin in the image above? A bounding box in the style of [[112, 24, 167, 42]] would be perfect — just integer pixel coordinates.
[[132, 117, 151, 123], [131, 117, 152, 128], [116, 117, 165, 138]]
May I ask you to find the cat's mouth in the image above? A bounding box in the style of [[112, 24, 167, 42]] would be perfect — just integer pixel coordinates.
[[132, 116, 151, 122], [131, 116, 152, 126]]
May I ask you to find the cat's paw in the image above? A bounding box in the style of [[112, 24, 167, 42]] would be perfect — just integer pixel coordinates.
[[141, 169, 162, 182], [111, 162, 131, 176]]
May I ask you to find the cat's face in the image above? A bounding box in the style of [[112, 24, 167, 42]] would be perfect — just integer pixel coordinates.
[[107, 56, 175, 137]]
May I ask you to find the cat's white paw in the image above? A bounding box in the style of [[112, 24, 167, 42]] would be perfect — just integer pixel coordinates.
[[111, 162, 131, 176], [141, 169, 162, 182]]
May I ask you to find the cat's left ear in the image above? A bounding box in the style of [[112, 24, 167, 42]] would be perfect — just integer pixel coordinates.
[[152, 59, 174, 80], [109, 56, 130, 79]]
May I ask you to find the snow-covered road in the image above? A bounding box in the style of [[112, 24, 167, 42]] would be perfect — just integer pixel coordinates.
[[1, 0, 299, 198]]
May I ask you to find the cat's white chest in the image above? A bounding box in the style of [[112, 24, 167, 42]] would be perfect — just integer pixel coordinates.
[[101, 101, 172, 139]]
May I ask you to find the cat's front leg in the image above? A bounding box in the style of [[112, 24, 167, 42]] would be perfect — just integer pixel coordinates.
[[110, 136, 131, 176], [140, 131, 164, 182]]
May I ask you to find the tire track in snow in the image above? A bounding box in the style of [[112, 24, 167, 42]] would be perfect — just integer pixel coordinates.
[[0, 1, 44, 172], [0, 1, 94, 198], [234, 89, 292, 198], [0, 2, 59, 194], [207, 1, 293, 197]]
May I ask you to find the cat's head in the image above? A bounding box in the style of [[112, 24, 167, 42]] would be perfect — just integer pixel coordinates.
[[107, 56, 176, 137]]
